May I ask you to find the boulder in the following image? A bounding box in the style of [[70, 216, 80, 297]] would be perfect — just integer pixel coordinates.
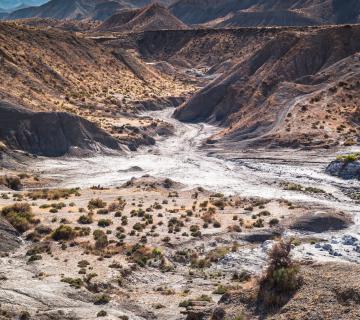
[[326, 160, 360, 180]]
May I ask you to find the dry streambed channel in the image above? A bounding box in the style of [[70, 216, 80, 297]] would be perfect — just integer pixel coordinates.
[[0, 108, 359, 319], [32, 109, 360, 264]]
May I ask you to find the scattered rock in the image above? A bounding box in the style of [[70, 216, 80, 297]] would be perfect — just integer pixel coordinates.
[[342, 235, 358, 246]]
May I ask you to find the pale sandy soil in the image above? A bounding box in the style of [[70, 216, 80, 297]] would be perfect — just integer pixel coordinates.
[[0, 177, 342, 320]]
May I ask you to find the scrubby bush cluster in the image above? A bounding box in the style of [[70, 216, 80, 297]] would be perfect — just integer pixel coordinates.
[[27, 188, 80, 200], [259, 239, 302, 308], [1, 203, 35, 233], [0, 176, 22, 190], [336, 152, 360, 162]]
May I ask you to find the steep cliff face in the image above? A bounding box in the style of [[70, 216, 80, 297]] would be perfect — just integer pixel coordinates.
[[0, 102, 121, 157]]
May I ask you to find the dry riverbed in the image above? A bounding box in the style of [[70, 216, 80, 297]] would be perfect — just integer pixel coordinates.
[[0, 175, 355, 320]]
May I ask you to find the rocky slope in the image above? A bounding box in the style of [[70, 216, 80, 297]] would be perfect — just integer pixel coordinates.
[[0, 101, 122, 156], [173, 25, 360, 149], [7, 0, 127, 21], [0, 21, 189, 113], [0, 0, 47, 11], [207, 263, 360, 320], [206, 10, 319, 28], [7, 0, 175, 21], [98, 3, 188, 33], [11, 17, 101, 32], [170, 0, 360, 27], [0, 20, 192, 155]]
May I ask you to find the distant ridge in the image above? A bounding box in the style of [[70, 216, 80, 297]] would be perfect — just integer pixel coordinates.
[[170, 0, 360, 27], [98, 3, 188, 32], [7, 0, 175, 21], [0, 0, 47, 11]]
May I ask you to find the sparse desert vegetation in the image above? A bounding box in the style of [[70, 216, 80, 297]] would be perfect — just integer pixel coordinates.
[[0, 2, 359, 319], [0, 176, 357, 319]]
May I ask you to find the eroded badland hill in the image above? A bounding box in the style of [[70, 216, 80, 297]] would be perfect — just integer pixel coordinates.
[[0, 2, 359, 320]]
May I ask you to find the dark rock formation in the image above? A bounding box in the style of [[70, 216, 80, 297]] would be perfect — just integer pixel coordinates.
[[326, 160, 360, 180], [241, 230, 280, 243], [289, 212, 351, 233], [0, 102, 121, 157], [0, 218, 21, 252]]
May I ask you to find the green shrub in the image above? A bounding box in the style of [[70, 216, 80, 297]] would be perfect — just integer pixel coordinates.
[[98, 219, 112, 228], [94, 230, 108, 249], [213, 285, 228, 294], [61, 277, 83, 289], [35, 225, 52, 235], [78, 215, 93, 224], [88, 198, 107, 210], [282, 182, 303, 191], [52, 225, 76, 241], [0, 176, 22, 190], [97, 310, 107, 317], [269, 266, 300, 292], [78, 260, 90, 268], [269, 218, 279, 227], [97, 209, 109, 215], [253, 218, 264, 228], [336, 152, 360, 162], [259, 239, 302, 307], [27, 188, 80, 200], [304, 187, 325, 194], [1, 203, 34, 233], [28, 254, 42, 263], [133, 222, 144, 231], [94, 294, 111, 305], [179, 300, 192, 308]]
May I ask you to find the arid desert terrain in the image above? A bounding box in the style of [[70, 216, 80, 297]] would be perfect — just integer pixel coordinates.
[[0, 1, 360, 319]]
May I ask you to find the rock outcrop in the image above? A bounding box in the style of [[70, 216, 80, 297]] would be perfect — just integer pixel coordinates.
[[0, 102, 121, 157], [326, 159, 360, 180], [0, 218, 21, 252]]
